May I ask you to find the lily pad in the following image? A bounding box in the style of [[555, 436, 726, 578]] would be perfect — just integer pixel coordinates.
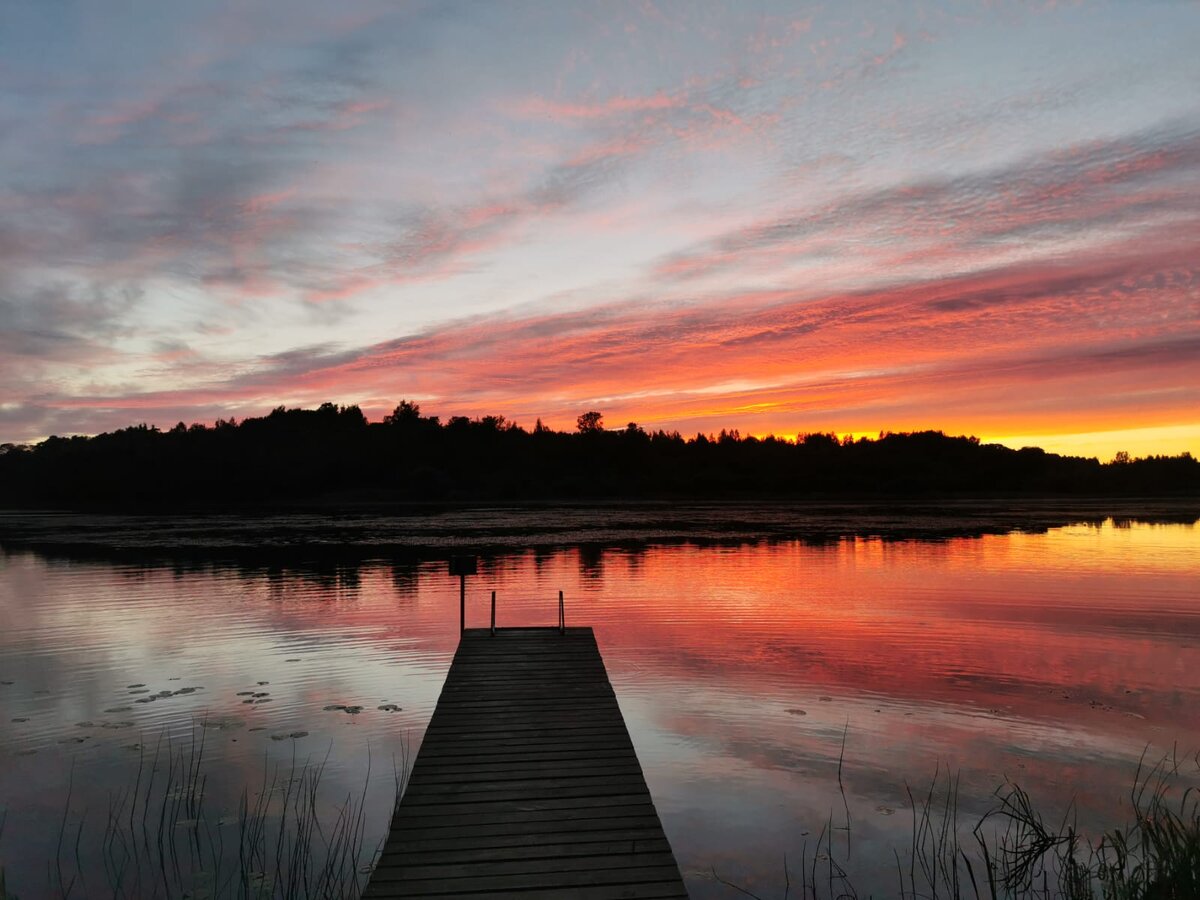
[[127, 683, 145, 689], [344, 705, 363, 714], [203, 718, 245, 731], [323, 704, 346, 711], [785, 708, 807, 716], [104, 706, 133, 713], [289, 731, 308, 739], [11, 717, 28, 723], [377, 704, 402, 712], [237, 692, 255, 696], [818, 696, 833, 702]]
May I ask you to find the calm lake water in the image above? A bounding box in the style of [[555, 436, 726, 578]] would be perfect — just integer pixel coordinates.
[[1, 503, 1198, 897]]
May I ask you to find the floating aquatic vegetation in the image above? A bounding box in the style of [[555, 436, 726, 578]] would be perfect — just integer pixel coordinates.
[[237, 691, 255, 696], [104, 706, 132, 713], [343, 706, 363, 714], [377, 704, 401, 712], [201, 717, 244, 731], [323, 704, 346, 711], [267, 731, 309, 742], [126, 683, 145, 688], [10, 717, 28, 723], [785, 708, 807, 715], [75, 721, 95, 728]]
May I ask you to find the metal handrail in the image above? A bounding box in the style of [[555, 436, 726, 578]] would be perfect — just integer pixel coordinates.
[[483, 589, 565, 635]]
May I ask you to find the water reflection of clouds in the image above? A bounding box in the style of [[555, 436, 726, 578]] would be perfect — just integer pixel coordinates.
[[0, 517, 1197, 897]]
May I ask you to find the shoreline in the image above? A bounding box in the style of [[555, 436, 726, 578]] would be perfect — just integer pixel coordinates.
[[1, 497, 1196, 563]]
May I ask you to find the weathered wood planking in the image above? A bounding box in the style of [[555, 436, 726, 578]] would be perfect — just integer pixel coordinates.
[[364, 627, 688, 899]]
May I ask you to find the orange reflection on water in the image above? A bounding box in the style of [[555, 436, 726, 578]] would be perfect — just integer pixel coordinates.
[[0, 518, 1197, 898]]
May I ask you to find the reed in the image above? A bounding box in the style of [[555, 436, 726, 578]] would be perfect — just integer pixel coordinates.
[[714, 746, 1200, 900], [0, 720, 411, 900], [5, 728, 1195, 899], [1, 806, 11, 900]]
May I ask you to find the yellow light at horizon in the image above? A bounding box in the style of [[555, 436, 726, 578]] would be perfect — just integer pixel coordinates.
[[983, 424, 1199, 461]]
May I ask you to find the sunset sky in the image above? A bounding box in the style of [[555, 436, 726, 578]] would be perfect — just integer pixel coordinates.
[[1, 1, 1197, 459]]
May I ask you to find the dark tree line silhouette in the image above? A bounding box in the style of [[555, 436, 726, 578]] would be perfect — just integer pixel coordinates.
[[0, 402, 1195, 509]]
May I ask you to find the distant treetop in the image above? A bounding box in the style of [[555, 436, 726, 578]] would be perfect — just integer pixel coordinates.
[[0, 401, 1195, 509]]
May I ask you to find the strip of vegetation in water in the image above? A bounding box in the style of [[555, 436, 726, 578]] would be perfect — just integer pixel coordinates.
[[2, 738, 1196, 898], [712, 745, 1200, 900], [0, 721, 410, 900]]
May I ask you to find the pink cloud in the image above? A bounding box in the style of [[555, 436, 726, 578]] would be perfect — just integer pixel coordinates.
[[509, 91, 685, 120], [31, 226, 1196, 448], [241, 190, 296, 215]]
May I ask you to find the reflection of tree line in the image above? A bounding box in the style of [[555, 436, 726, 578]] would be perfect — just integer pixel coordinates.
[[28, 549, 622, 600], [1, 401, 1196, 508]]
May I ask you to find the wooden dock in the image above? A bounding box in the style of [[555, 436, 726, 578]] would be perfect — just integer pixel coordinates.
[[364, 626, 688, 898]]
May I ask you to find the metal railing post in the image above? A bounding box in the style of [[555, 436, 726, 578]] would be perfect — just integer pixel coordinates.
[[490, 590, 496, 636], [558, 589, 564, 634]]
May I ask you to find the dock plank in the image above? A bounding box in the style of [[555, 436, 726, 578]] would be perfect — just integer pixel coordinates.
[[365, 627, 686, 898]]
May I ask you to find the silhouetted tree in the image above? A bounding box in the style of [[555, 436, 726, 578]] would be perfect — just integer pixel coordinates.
[[0, 403, 1195, 510], [576, 411, 603, 433], [384, 400, 422, 425]]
